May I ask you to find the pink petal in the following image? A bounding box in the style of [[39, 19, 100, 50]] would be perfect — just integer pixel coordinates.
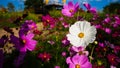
[[72, 54, 81, 64], [69, 63, 75, 68], [68, 1, 74, 9], [90, 8, 97, 14], [78, 55, 88, 65], [26, 33, 34, 39], [83, 2, 91, 10], [81, 62, 92, 68], [20, 47, 27, 52], [27, 40, 37, 51], [66, 57, 72, 64]]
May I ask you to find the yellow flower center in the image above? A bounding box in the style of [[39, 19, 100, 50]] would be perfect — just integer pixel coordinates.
[[23, 39, 26, 44], [79, 51, 83, 55], [75, 64, 80, 68], [69, 9, 73, 13], [43, 55, 47, 58], [112, 58, 114, 61], [97, 60, 102, 66], [78, 32, 84, 38], [31, 25, 34, 29], [47, 20, 50, 22]]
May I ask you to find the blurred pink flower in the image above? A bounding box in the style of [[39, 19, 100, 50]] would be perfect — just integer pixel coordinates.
[[105, 28, 111, 34], [83, 2, 97, 14], [62, 22, 70, 28], [98, 42, 104, 47], [66, 54, 92, 68], [114, 46, 120, 54], [61, 51, 67, 57], [61, 37, 70, 46], [62, 1, 79, 17], [42, 15, 56, 29], [38, 52, 51, 62], [104, 17, 111, 23], [54, 65, 60, 68], [107, 54, 120, 66]]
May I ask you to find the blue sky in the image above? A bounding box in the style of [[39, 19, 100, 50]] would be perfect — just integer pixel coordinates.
[[0, 0, 120, 11]]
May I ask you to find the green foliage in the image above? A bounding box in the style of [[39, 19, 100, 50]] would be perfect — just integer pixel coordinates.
[[24, 13, 39, 22], [49, 9, 62, 17]]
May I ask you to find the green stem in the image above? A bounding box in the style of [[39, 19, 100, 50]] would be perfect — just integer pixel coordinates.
[[90, 45, 95, 62]]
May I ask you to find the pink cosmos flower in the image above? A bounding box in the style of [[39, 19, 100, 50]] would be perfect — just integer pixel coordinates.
[[61, 37, 70, 46], [10, 33, 37, 52], [62, 1, 79, 17], [19, 33, 37, 52], [105, 28, 111, 34], [61, 51, 67, 57], [62, 22, 70, 28], [107, 54, 120, 66], [42, 15, 56, 29], [38, 52, 51, 62], [66, 54, 92, 68], [83, 2, 97, 14], [114, 46, 120, 54], [104, 17, 111, 23], [54, 65, 60, 68], [98, 42, 104, 47]]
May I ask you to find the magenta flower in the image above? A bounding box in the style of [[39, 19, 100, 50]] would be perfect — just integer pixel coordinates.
[[114, 46, 120, 54], [25, 20, 37, 30], [105, 28, 111, 34], [83, 2, 97, 14], [54, 66, 60, 68], [62, 1, 79, 17], [20, 33, 37, 52], [61, 37, 70, 46], [66, 54, 92, 68], [61, 51, 67, 57], [107, 54, 120, 66], [98, 42, 104, 47], [10, 33, 37, 52], [104, 17, 111, 23], [38, 52, 51, 62], [62, 22, 70, 28], [70, 46, 89, 56], [42, 15, 56, 29]]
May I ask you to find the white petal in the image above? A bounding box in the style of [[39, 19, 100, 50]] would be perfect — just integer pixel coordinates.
[[69, 22, 80, 36]]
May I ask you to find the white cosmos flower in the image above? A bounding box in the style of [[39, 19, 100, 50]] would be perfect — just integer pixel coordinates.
[[67, 21, 97, 47]]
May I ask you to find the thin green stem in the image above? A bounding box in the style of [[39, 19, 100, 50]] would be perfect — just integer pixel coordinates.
[[90, 45, 95, 62]]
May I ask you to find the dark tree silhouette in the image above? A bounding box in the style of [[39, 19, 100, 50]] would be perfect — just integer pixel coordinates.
[[103, 2, 120, 14], [7, 2, 15, 12], [24, 0, 45, 14]]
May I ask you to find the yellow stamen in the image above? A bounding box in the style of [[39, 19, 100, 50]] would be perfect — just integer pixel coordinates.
[[23, 40, 26, 44], [31, 25, 34, 29], [75, 64, 80, 68], [47, 20, 50, 22], [97, 60, 102, 66], [78, 33, 84, 38], [69, 9, 73, 13], [94, 41, 98, 45], [79, 51, 83, 55], [43, 55, 47, 58]]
